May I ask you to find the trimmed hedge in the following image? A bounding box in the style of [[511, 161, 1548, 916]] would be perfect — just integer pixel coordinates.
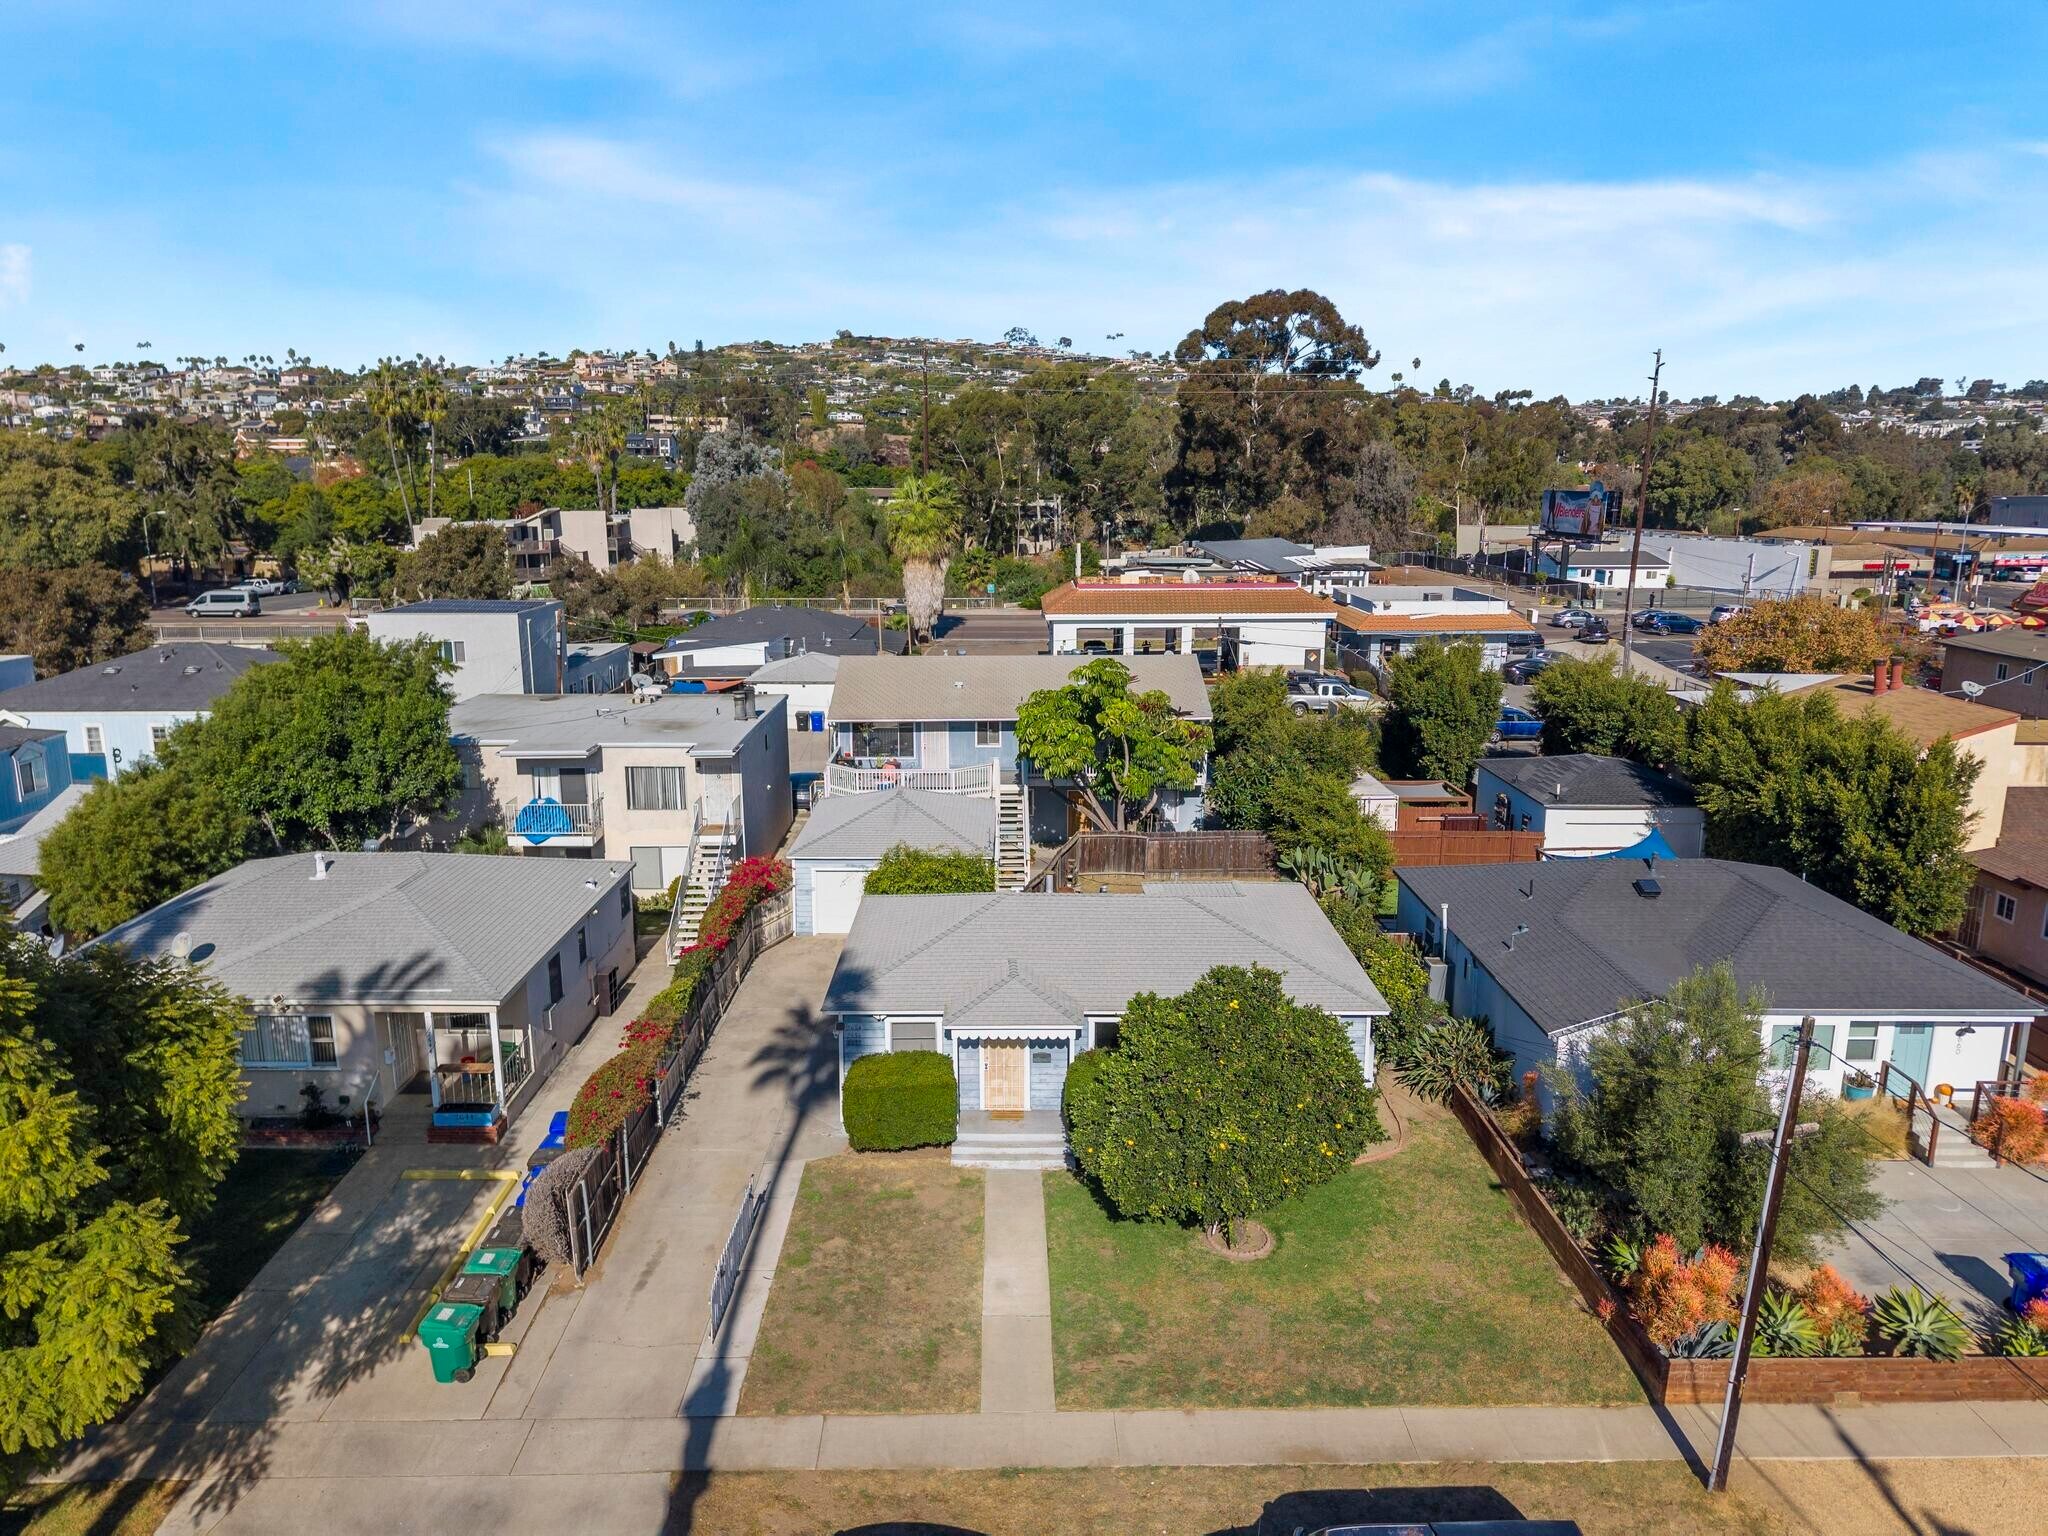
[[843, 1050, 959, 1151]]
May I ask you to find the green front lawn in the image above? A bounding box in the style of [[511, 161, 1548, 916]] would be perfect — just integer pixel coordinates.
[[183, 1148, 351, 1320], [1045, 1091, 1640, 1409]]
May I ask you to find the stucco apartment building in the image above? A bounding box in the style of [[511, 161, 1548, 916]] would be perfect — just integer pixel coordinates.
[[448, 690, 792, 894], [1938, 630, 2048, 720], [1962, 786, 2048, 993], [365, 599, 566, 703]]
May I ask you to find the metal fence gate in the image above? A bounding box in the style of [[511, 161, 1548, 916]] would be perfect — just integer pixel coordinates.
[[708, 1177, 767, 1336]]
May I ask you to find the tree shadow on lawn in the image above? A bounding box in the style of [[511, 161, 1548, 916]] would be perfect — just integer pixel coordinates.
[[1219, 1483, 1527, 1536]]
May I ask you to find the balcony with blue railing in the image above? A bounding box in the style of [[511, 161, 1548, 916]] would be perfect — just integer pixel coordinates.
[[511, 790, 603, 846]]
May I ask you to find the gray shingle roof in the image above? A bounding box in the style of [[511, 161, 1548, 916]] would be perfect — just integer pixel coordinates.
[[387, 599, 556, 614], [97, 852, 633, 1007], [657, 605, 907, 656], [1397, 858, 2036, 1035], [0, 784, 86, 878], [1478, 754, 1695, 808], [751, 652, 842, 685], [829, 653, 1212, 723], [1940, 629, 2048, 663], [0, 725, 62, 752], [790, 788, 995, 863], [1195, 537, 1314, 572], [0, 643, 279, 714], [825, 885, 1387, 1021]]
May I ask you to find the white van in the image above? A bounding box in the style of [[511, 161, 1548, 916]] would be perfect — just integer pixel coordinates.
[[187, 589, 261, 618]]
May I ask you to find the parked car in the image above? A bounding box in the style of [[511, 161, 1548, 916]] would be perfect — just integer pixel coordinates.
[[186, 589, 260, 618], [1502, 650, 1563, 684], [1549, 607, 1595, 629], [231, 576, 296, 597], [1494, 704, 1544, 742], [1654, 611, 1703, 634], [1708, 603, 1751, 624], [1286, 672, 1381, 715], [1629, 607, 1665, 631], [1578, 618, 1611, 644]]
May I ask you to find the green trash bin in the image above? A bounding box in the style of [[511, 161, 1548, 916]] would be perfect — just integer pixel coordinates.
[[417, 1301, 483, 1383], [437, 1269, 505, 1343], [463, 1245, 528, 1309]]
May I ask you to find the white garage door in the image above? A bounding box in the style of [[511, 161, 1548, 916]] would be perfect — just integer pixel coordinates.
[[810, 867, 869, 934]]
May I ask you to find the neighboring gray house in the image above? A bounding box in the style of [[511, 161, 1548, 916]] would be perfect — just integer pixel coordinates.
[[0, 783, 87, 934], [1394, 858, 2037, 1103], [748, 651, 840, 789], [0, 642, 279, 780], [98, 852, 637, 1141], [652, 604, 904, 687], [1474, 754, 1705, 859], [824, 653, 1213, 851], [366, 599, 565, 702], [791, 787, 996, 935], [825, 884, 1385, 1126], [564, 641, 631, 695]]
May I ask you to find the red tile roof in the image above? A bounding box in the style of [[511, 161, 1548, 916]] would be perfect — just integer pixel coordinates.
[[1331, 609, 1538, 636], [1037, 581, 1337, 618]]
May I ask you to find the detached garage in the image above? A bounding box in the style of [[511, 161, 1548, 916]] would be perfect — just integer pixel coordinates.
[[790, 788, 997, 936]]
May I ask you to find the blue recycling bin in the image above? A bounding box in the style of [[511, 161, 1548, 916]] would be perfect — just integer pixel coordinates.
[[2005, 1252, 2048, 1312], [516, 1112, 573, 1208]]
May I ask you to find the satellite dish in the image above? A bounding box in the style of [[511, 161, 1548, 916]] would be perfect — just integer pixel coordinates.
[[1961, 680, 1985, 699]]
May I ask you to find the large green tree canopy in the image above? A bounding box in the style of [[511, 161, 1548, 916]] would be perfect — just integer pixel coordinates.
[[1014, 657, 1211, 832], [1379, 640, 1502, 786], [0, 934, 246, 1460]]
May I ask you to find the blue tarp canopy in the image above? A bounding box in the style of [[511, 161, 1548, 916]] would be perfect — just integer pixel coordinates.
[[1588, 827, 1679, 862]]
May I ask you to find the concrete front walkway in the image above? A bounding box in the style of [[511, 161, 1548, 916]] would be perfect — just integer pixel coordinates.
[[980, 1170, 1056, 1413]]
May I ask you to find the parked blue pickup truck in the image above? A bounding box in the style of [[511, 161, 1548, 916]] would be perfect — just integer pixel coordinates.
[[1494, 704, 1544, 742]]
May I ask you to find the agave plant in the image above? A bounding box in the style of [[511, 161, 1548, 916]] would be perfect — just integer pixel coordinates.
[[1874, 1286, 1973, 1362], [1752, 1290, 1820, 1358], [1394, 1015, 1509, 1106], [1995, 1316, 2048, 1358], [1602, 1234, 1644, 1281], [1667, 1320, 1735, 1359]]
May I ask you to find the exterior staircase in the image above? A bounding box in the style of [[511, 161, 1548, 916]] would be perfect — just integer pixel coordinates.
[[952, 1111, 1071, 1171], [668, 825, 736, 955], [1924, 1103, 1999, 1170], [995, 783, 1030, 892]]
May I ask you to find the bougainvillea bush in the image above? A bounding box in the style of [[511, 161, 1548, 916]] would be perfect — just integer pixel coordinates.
[[565, 1018, 671, 1149], [688, 856, 791, 954]]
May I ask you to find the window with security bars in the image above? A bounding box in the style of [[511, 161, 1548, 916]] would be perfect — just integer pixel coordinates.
[[240, 1014, 338, 1068]]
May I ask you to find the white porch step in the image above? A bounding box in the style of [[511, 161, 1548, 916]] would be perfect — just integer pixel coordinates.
[[952, 1130, 1072, 1171]]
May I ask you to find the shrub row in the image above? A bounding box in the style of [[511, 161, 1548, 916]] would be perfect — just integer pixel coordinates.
[[844, 1050, 958, 1151], [690, 855, 791, 954], [566, 1018, 670, 1149]]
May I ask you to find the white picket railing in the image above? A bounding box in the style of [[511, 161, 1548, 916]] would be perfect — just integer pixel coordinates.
[[822, 761, 996, 796]]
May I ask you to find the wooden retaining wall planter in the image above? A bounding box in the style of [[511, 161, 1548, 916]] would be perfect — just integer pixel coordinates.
[[1444, 1081, 2043, 1407]]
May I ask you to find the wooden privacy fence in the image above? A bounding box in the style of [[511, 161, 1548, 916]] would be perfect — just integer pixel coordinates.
[[1387, 827, 1545, 866], [1035, 830, 1276, 888], [560, 892, 792, 1277]]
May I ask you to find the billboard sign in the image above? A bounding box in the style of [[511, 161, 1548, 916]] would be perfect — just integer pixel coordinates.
[[1541, 481, 1621, 540]]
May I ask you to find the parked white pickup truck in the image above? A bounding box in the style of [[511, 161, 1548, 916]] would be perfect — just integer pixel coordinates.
[[1285, 671, 1382, 715]]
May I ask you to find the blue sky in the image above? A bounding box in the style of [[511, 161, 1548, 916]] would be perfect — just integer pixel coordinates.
[[5, 1, 2048, 398]]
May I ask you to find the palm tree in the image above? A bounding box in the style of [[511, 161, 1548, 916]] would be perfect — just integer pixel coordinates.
[[886, 474, 963, 645], [416, 367, 449, 520], [365, 361, 417, 534]]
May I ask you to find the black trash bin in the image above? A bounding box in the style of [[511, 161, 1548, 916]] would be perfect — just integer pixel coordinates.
[[437, 1269, 505, 1343]]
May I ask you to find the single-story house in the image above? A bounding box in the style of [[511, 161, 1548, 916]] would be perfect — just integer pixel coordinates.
[[748, 650, 840, 790], [1332, 607, 1540, 672], [651, 605, 904, 687], [825, 652, 1212, 844], [0, 782, 86, 934], [97, 852, 637, 1140], [1038, 579, 1336, 671], [0, 642, 279, 781], [791, 787, 997, 934], [1533, 547, 1672, 590], [1394, 858, 2040, 1098], [1473, 753, 1705, 859], [825, 883, 1387, 1116]]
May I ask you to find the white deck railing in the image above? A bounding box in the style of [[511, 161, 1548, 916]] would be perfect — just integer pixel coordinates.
[[822, 762, 996, 796]]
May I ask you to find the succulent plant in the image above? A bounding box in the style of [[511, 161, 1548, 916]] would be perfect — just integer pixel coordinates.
[[1873, 1285, 1973, 1362], [1753, 1290, 1820, 1358], [1667, 1320, 1735, 1359]]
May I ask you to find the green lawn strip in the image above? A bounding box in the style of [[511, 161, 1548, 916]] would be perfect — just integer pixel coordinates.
[[738, 1152, 984, 1415], [1045, 1102, 1639, 1409], [183, 1148, 352, 1320], [0, 1482, 185, 1536]]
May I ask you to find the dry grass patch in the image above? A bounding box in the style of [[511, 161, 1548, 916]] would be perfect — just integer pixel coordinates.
[[1, 1483, 185, 1536], [738, 1151, 983, 1415], [1841, 1093, 1912, 1159], [664, 1458, 2048, 1535], [1046, 1089, 1639, 1409]]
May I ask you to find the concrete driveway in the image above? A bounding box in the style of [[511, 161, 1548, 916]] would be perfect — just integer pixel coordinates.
[[1821, 1156, 2048, 1324]]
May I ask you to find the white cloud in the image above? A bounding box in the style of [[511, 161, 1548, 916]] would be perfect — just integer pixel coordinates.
[[449, 133, 2048, 397], [0, 244, 27, 308]]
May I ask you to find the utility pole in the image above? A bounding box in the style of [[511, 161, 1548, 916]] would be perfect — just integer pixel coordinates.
[[1709, 1014, 1817, 1494], [919, 345, 931, 479], [1618, 349, 1664, 675]]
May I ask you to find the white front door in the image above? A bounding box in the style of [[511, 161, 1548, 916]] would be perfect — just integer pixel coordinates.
[[811, 867, 867, 934]]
